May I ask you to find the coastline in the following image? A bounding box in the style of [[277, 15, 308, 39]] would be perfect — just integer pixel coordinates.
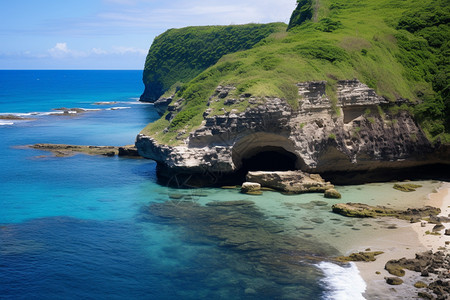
[[354, 182, 450, 299]]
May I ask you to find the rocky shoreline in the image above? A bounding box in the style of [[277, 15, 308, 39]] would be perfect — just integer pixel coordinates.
[[347, 183, 450, 299], [26, 143, 140, 158], [137, 80, 450, 186]]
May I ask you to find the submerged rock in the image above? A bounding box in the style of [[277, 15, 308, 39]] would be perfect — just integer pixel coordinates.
[[393, 183, 423, 192], [246, 171, 333, 194], [141, 199, 338, 295], [332, 202, 442, 221], [26, 143, 141, 158]]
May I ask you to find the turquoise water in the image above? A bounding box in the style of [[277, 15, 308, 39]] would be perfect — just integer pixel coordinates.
[[0, 71, 440, 299]]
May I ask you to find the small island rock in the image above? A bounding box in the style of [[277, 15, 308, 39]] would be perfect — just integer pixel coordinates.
[[241, 182, 262, 195], [324, 188, 341, 199]]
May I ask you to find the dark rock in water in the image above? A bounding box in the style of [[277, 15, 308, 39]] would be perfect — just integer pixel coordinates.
[[141, 199, 338, 296], [206, 200, 254, 207], [332, 202, 441, 221], [310, 218, 325, 224], [336, 251, 384, 262], [393, 183, 423, 192], [386, 277, 404, 285], [27, 143, 141, 158], [118, 146, 140, 157], [324, 188, 341, 199], [445, 229, 450, 236], [0, 114, 35, 120]]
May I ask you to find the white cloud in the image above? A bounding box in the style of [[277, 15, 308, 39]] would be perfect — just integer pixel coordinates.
[[92, 48, 108, 55], [112, 46, 147, 55], [46, 42, 147, 59], [48, 42, 87, 58]]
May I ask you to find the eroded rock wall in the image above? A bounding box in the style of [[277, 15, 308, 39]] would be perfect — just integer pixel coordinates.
[[136, 80, 448, 184]]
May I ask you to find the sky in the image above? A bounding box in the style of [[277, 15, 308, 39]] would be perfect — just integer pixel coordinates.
[[0, 0, 296, 70]]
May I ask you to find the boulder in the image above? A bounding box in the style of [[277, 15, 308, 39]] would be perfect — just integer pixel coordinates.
[[246, 171, 333, 194], [432, 224, 445, 232], [386, 277, 403, 285], [324, 188, 341, 199], [241, 182, 262, 195], [332, 203, 441, 221]]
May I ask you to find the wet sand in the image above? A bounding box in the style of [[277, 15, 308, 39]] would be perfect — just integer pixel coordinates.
[[354, 182, 450, 299]]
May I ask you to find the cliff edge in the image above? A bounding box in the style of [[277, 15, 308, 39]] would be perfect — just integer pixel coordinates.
[[136, 0, 449, 185]]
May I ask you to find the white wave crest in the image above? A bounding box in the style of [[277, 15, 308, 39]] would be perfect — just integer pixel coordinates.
[[318, 262, 366, 300], [106, 107, 131, 110], [0, 121, 14, 126]]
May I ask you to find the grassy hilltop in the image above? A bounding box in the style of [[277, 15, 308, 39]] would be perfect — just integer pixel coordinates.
[[141, 23, 285, 101], [141, 0, 449, 145]]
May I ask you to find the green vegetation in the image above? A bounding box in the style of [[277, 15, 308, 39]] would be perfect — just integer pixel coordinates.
[[394, 0, 450, 140], [141, 0, 449, 145], [336, 251, 384, 262], [414, 281, 428, 289], [393, 183, 423, 192], [287, 0, 314, 30], [142, 23, 286, 101]]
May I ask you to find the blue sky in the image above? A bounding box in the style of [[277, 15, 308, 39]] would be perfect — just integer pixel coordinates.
[[0, 0, 295, 69]]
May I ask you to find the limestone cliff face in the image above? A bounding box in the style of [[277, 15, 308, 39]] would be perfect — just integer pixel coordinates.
[[136, 80, 448, 184]]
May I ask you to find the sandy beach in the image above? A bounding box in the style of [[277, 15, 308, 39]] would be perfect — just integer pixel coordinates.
[[353, 182, 450, 299]]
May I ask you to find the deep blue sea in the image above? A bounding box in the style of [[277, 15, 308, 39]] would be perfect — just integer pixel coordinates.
[[5, 70, 434, 299]]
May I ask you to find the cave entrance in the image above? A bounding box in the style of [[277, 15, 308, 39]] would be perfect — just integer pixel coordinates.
[[232, 132, 305, 174], [241, 146, 298, 171]]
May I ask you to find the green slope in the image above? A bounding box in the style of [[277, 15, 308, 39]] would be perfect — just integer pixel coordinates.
[[140, 23, 286, 101], [142, 0, 449, 145]]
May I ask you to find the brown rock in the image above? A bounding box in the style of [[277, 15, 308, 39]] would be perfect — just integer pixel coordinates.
[[386, 277, 403, 285], [324, 188, 342, 199], [241, 182, 262, 195], [246, 171, 334, 194]]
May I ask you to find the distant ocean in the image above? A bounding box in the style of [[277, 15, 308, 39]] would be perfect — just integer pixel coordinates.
[[1, 70, 438, 299]]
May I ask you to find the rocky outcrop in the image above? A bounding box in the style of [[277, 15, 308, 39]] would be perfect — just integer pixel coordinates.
[[241, 182, 262, 195], [335, 251, 384, 262], [153, 96, 173, 116], [28, 143, 140, 158], [136, 79, 450, 185], [331, 202, 442, 221], [324, 188, 342, 199], [385, 251, 450, 299], [245, 171, 333, 194]]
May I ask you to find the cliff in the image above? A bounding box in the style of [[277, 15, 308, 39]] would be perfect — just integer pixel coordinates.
[[136, 0, 449, 185], [140, 23, 286, 102], [137, 80, 448, 184]]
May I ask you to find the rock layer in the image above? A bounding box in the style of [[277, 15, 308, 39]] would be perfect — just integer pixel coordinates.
[[136, 80, 449, 185]]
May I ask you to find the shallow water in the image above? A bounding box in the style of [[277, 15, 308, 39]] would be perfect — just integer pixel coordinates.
[[0, 71, 442, 299]]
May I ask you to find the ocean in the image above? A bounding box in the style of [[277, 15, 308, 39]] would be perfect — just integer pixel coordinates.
[[0, 70, 440, 299]]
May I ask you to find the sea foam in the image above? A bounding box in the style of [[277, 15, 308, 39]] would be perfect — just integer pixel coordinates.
[[318, 261, 366, 300], [0, 121, 14, 126]]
